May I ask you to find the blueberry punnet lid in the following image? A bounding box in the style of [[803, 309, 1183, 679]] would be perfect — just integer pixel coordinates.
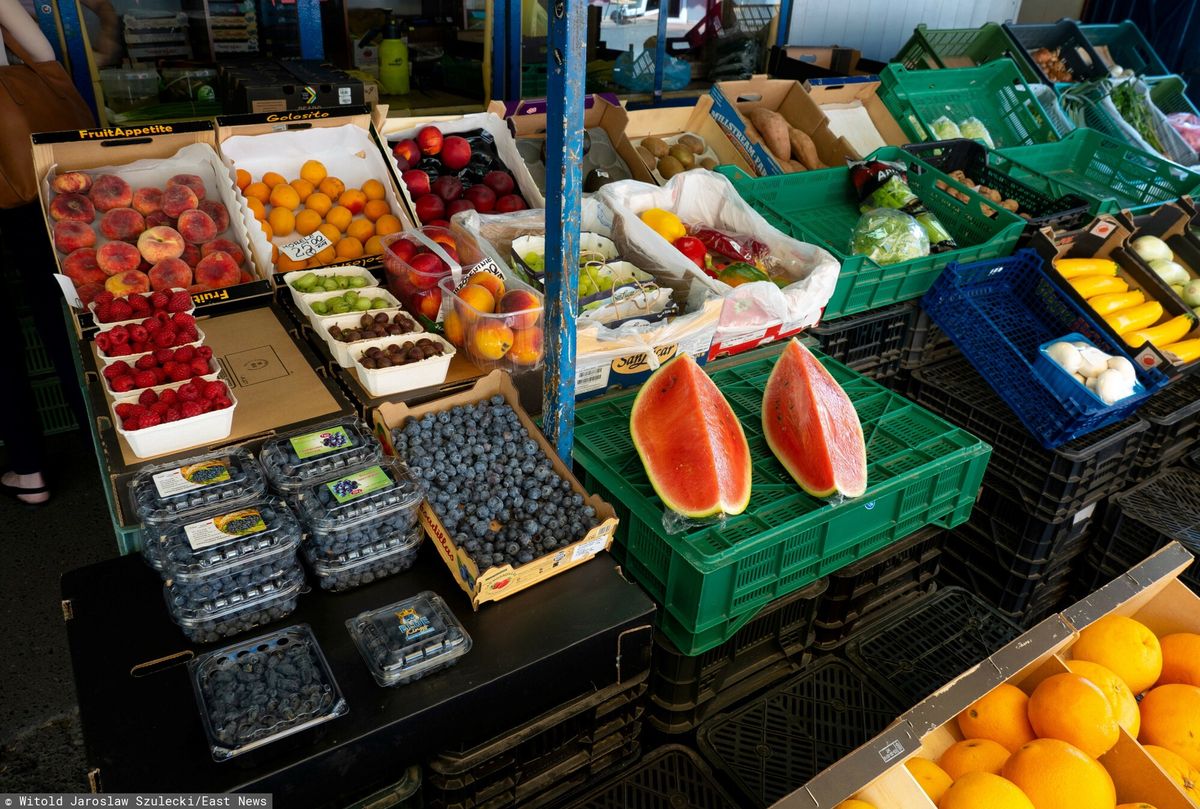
[[290, 456, 421, 533], [143, 496, 301, 578], [130, 447, 267, 526], [166, 562, 305, 625], [259, 418, 383, 493], [346, 591, 472, 686]]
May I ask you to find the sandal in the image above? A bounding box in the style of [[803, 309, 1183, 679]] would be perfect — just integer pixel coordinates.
[[0, 480, 50, 507]]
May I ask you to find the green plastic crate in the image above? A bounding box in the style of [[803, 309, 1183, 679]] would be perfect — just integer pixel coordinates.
[[878, 61, 1060, 149], [32, 376, 76, 435], [993, 128, 1200, 214], [21, 316, 53, 376], [1080, 21, 1170, 78], [572, 348, 992, 656], [717, 147, 1025, 318], [1055, 76, 1199, 166], [893, 23, 1022, 73]]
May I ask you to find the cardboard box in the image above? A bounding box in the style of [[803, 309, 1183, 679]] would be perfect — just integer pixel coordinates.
[[373, 371, 618, 608], [220, 60, 365, 115], [488, 94, 657, 188], [767, 45, 887, 82], [803, 79, 909, 159], [31, 120, 273, 334], [623, 96, 754, 184], [707, 77, 857, 176], [804, 542, 1199, 808]]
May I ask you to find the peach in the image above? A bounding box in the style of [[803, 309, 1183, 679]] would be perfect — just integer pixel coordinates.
[[53, 220, 95, 254], [194, 251, 240, 288], [467, 270, 505, 299], [97, 241, 142, 276], [132, 188, 163, 215], [457, 284, 495, 313], [199, 200, 229, 233], [392, 138, 420, 165], [498, 289, 540, 329], [49, 193, 95, 223], [167, 174, 206, 201], [62, 248, 106, 286], [201, 238, 245, 266], [180, 243, 201, 268], [145, 211, 174, 229], [104, 269, 151, 296], [471, 319, 514, 361], [76, 282, 106, 304], [89, 174, 132, 212], [441, 136, 471, 171], [463, 185, 496, 213], [510, 326, 543, 366], [417, 126, 443, 156], [414, 195, 445, 224], [161, 184, 199, 218], [52, 172, 92, 194], [137, 226, 186, 263], [412, 287, 442, 320], [178, 209, 217, 244], [148, 258, 193, 291], [100, 208, 146, 242], [187, 283, 210, 295]]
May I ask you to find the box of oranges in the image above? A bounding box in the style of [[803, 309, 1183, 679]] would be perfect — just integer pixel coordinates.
[[216, 107, 414, 277], [801, 542, 1200, 809]]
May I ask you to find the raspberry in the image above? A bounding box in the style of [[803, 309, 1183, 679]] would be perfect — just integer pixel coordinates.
[[190, 376, 208, 388], [190, 358, 211, 376], [129, 295, 150, 313], [109, 300, 133, 321], [150, 401, 169, 415], [111, 375, 136, 393], [203, 381, 226, 400], [109, 327, 129, 345], [134, 354, 157, 371], [129, 341, 149, 354], [154, 349, 173, 364], [143, 318, 162, 334], [198, 399, 214, 414], [178, 383, 200, 402], [174, 345, 195, 362], [154, 311, 171, 325], [168, 364, 190, 382], [153, 329, 176, 348], [107, 344, 131, 357], [129, 324, 148, 344], [179, 328, 199, 343], [181, 401, 202, 419], [95, 332, 112, 353], [159, 389, 179, 405], [149, 291, 169, 311], [137, 389, 158, 406], [139, 412, 162, 428], [94, 303, 113, 322], [114, 403, 138, 418], [172, 313, 196, 330], [164, 408, 181, 422], [102, 361, 129, 380], [167, 291, 191, 312], [152, 368, 167, 383], [94, 291, 115, 306], [212, 397, 233, 410], [133, 371, 157, 389], [122, 416, 141, 430], [197, 346, 213, 360]]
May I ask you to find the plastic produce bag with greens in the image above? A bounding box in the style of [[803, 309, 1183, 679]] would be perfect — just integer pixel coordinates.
[[930, 116, 962, 140], [849, 158, 957, 253], [850, 208, 930, 265], [959, 117, 995, 149]]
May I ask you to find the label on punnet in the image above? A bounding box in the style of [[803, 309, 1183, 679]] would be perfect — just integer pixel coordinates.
[[185, 508, 267, 550], [280, 231, 334, 262], [152, 459, 231, 497]]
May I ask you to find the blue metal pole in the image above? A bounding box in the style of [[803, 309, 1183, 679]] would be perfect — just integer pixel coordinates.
[[652, 0, 668, 102], [296, 0, 325, 59], [31, 1, 61, 61], [491, 0, 507, 100], [507, 0, 523, 99], [775, 0, 792, 47], [56, 0, 97, 121], [542, 0, 584, 460]]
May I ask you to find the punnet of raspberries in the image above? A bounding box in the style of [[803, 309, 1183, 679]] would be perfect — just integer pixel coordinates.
[[102, 344, 216, 394], [92, 289, 192, 325], [94, 311, 200, 357], [114, 378, 234, 431]]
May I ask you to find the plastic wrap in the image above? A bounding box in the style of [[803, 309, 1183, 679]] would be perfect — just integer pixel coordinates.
[[848, 158, 956, 253], [851, 208, 930, 265]]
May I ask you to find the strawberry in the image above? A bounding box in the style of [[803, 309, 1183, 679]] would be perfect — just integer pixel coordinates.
[[174, 345, 195, 362], [167, 291, 191, 312], [190, 358, 210, 376], [181, 401, 203, 419], [133, 371, 158, 389], [137, 389, 158, 406], [149, 291, 169, 311], [111, 375, 136, 393]]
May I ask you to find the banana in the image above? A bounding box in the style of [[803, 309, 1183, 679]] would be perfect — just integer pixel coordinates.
[[1160, 338, 1200, 364], [1087, 290, 1145, 316], [1054, 258, 1120, 279], [1071, 275, 1129, 298], [1106, 301, 1163, 335], [1124, 314, 1195, 348]]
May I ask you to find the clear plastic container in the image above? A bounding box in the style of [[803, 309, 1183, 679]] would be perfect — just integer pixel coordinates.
[[166, 563, 304, 644], [189, 624, 347, 761], [304, 524, 424, 592], [380, 227, 459, 325], [290, 457, 422, 558], [258, 419, 383, 494], [346, 591, 472, 686], [130, 447, 267, 527], [438, 275, 544, 373]]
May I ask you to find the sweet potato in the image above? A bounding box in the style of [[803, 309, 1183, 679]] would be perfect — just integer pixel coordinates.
[[749, 108, 791, 162], [788, 127, 825, 170]]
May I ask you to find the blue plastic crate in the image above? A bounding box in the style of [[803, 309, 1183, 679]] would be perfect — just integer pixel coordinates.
[[921, 248, 1166, 449], [1032, 333, 1145, 416]]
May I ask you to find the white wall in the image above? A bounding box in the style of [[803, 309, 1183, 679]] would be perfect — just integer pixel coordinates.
[[786, 0, 1022, 61]]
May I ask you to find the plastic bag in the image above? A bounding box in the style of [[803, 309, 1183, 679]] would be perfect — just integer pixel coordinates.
[[848, 158, 957, 253], [959, 117, 995, 149], [613, 49, 691, 93], [930, 116, 962, 140], [1168, 113, 1200, 153], [851, 208, 930, 265]]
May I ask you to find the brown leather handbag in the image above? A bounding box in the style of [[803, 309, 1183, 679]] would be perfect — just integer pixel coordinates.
[[0, 27, 95, 208]]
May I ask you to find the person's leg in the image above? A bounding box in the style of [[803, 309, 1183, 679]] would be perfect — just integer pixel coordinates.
[[0, 275, 49, 503]]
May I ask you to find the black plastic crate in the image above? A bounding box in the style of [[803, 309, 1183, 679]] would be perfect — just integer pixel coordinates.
[[812, 581, 937, 651], [559, 745, 740, 809], [901, 306, 959, 370], [909, 355, 1149, 523], [943, 561, 1074, 629], [844, 586, 1023, 707], [1130, 374, 1200, 475], [967, 482, 1099, 569], [808, 302, 916, 380], [1003, 20, 1109, 86], [904, 139, 1091, 231], [695, 657, 902, 809], [1079, 467, 1200, 596]]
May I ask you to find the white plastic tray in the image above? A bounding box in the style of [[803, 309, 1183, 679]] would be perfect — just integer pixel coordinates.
[[114, 389, 237, 459], [352, 335, 455, 397], [282, 266, 379, 310], [321, 309, 423, 368]]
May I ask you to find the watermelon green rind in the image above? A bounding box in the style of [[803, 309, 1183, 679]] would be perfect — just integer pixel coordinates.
[[630, 353, 752, 519], [762, 339, 868, 498]]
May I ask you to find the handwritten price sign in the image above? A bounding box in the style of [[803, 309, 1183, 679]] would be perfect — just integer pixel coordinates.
[[280, 231, 334, 262]]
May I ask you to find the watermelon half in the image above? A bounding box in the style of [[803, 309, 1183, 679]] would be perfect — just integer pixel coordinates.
[[762, 339, 868, 498], [630, 353, 752, 519]]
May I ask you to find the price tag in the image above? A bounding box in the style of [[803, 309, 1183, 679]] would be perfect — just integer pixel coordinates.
[[454, 257, 505, 292], [280, 230, 333, 262]]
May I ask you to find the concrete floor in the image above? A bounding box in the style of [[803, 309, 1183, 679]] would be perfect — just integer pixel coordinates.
[[0, 428, 114, 792]]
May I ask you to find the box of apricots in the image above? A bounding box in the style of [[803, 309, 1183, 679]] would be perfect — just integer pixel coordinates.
[[216, 107, 414, 278], [804, 542, 1200, 809], [32, 120, 272, 329]]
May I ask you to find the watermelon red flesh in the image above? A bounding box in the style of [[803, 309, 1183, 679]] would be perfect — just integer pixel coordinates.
[[630, 353, 752, 518], [762, 339, 868, 498]]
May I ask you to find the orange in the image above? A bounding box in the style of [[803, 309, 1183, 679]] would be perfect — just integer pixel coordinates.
[[259, 220, 274, 241], [269, 183, 301, 210], [364, 235, 383, 255], [362, 179, 386, 200], [363, 199, 391, 222], [471, 320, 513, 361], [346, 218, 375, 243], [1027, 672, 1120, 758], [268, 207, 295, 238], [938, 772, 1035, 809], [467, 270, 505, 299], [318, 176, 345, 199], [295, 209, 323, 237], [442, 309, 465, 346], [1067, 660, 1141, 736], [938, 738, 1012, 779], [244, 181, 270, 204], [1139, 684, 1200, 768], [375, 214, 403, 236], [300, 159, 327, 185], [958, 684, 1037, 754], [338, 188, 367, 215], [833, 802, 875, 809], [1143, 745, 1200, 803], [262, 171, 286, 189], [325, 205, 353, 233], [1073, 615, 1163, 695], [335, 237, 364, 260], [458, 284, 495, 313], [1157, 633, 1200, 687], [276, 253, 307, 272], [235, 168, 251, 190], [905, 758, 952, 803], [1003, 739, 1116, 809], [1115, 805, 1157, 809], [247, 197, 266, 221], [290, 178, 315, 202], [305, 192, 333, 217]]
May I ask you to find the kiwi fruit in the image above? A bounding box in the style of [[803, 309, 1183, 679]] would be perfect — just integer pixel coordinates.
[[642, 137, 669, 158], [636, 145, 656, 169], [678, 133, 704, 154], [668, 144, 695, 169], [657, 155, 684, 179], [699, 156, 718, 170]]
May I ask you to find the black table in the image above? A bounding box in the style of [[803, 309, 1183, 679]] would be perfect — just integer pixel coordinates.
[[62, 544, 655, 805]]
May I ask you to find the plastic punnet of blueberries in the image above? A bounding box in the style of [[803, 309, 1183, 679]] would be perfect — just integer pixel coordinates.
[[130, 447, 267, 527], [259, 419, 383, 493], [304, 524, 424, 592], [346, 591, 472, 687], [166, 563, 305, 644]]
